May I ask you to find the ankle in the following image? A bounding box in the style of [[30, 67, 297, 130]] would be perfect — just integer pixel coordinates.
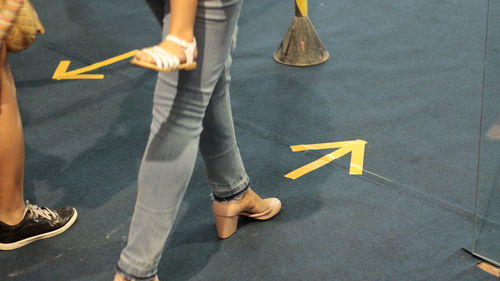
[[213, 186, 249, 202], [167, 32, 195, 43], [0, 206, 26, 226]]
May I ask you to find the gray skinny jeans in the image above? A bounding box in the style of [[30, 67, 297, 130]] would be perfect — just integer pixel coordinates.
[[117, 0, 248, 280]]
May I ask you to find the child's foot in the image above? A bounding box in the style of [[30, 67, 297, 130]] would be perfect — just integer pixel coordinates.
[[135, 39, 187, 65], [131, 35, 197, 72]]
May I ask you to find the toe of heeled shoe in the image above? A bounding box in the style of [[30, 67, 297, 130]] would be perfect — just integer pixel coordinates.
[[242, 197, 281, 220], [267, 198, 282, 218]]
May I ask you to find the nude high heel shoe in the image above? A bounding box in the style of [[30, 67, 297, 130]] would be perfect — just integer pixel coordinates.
[[113, 273, 159, 281], [212, 188, 281, 239]]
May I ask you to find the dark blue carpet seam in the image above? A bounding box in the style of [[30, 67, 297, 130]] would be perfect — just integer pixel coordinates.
[[234, 116, 483, 224]]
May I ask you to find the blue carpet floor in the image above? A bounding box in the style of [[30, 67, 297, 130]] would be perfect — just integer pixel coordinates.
[[1, 0, 498, 280]]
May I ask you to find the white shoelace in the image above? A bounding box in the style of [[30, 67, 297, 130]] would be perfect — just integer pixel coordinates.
[[24, 201, 58, 220]]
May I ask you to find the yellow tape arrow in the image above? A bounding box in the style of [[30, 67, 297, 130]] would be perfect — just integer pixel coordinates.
[[52, 50, 138, 80], [285, 139, 367, 180]]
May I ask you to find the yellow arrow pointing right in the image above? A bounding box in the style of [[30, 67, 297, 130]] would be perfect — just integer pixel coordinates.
[[285, 139, 367, 180]]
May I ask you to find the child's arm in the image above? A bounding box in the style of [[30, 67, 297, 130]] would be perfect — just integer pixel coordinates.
[[0, 0, 24, 42]]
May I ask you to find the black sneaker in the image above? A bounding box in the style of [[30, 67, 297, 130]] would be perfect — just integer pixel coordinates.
[[0, 201, 77, 250]]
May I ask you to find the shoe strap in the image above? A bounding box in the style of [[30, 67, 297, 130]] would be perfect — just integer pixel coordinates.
[[142, 46, 180, 70], [165, 35, 196, 65]]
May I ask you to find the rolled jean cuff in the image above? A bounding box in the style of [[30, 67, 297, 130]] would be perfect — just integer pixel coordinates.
[[116, 263, 158, 281], [213, 181, 249, 201], [211, 174, 250, 198]]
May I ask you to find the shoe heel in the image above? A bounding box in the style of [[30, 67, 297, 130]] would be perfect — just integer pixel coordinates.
[[214, 215, 238, 239]]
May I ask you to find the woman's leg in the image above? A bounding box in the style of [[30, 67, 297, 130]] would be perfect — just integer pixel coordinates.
[[0, 44, 25, 226], [199, 47, 281, 239], [115, 1, 244, 280], [0, 0, 27, 225], [0, 44, 78, 251], [199, 47, 250, 198], [0, 0, 25, 225]]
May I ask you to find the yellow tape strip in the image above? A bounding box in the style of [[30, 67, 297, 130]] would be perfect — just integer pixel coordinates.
[[285, 140, 367, 179], [285, 145, 352, 180], [56, 74, 105, 80], [291, 140, 366, 152], [53, 50, 138, 80], [52, 60, 72, 79], [348, 141, 366, 175], [63, 50, 138, 76], [296, 0, 308, 17]]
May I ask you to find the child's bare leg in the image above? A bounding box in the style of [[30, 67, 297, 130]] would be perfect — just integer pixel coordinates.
[[0, 45, 25, 226], [168, 0, 197, 41], [135, 0, 198, 65]]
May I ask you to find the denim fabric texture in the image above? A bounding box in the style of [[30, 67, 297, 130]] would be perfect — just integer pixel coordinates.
[[117, 0, 247, 279]]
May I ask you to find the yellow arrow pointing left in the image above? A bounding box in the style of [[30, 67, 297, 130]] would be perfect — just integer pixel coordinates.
[[285, 139, 367, 180], [52, 50, 138, 80]]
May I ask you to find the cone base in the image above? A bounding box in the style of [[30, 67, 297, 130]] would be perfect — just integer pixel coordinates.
[[274, 16, 330, 67]]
